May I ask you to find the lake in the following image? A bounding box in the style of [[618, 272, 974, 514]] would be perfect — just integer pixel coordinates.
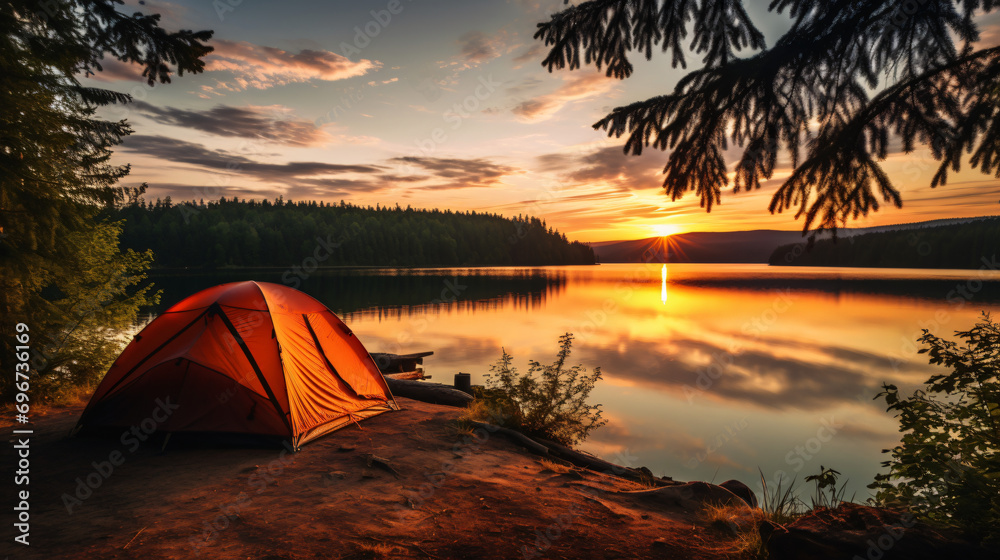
[[144, 262, 1000, 502]]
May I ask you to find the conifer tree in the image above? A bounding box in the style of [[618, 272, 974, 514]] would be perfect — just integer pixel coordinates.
[[0, 0, 213, 399], [536, 0, 1000, 235]]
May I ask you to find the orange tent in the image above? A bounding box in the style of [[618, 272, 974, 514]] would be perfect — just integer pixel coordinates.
[[77, 281, 397, 449]]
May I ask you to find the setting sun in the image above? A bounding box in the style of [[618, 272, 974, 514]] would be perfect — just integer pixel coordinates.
[[650, 223, 685, 237]]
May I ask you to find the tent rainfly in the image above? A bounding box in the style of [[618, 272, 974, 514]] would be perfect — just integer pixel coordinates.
[[77, 281, 397, 449]]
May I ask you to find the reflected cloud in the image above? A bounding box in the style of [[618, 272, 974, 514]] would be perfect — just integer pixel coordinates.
[[581, 335, 896, 411]]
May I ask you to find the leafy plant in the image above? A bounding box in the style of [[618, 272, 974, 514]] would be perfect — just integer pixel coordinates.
[[870, 313, 1000, 544], [804, 465, 853, 510], [483, 333, 607, 446]]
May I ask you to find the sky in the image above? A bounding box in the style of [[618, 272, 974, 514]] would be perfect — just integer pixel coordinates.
[[86, 0, 1000, 242]]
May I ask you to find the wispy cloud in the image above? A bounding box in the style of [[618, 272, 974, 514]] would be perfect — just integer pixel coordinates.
[[511, 42, 545, 66], [119, 135, 386, 194], [121, 0, 190, 29], [458, 31, 505, 64], [83, 58, 146, 82], [512, 72, 617, 120], [131, 102, 330, 147], [537, 145, 664, 191], [391, 156, 520, 190], [205, 40, 379, 91]]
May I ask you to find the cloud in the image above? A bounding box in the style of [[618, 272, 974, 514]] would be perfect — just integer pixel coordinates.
[[83, 58, 146, 83], [118, 135, 386, 193], [205, 40, 379, 91], [458, 31, 504, 64], [975, 17, 1000, 46], [391, 156, 520, 190], [537, 144, 664, 191], [512, 72, 617, 120], [122, 0, 190, 29], [130, 102, 330, 146], [119, 136, 522, 196], [578, 335, 895, 411], [378, 173, 429, 183], [367, 77, 399, 87], [511, 42, 545, 66], [505, 76, 544, 96]]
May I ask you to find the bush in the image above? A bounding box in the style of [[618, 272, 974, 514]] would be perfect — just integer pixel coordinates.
[[482, 333, 607, 446], [870, 313, 1000, 545]]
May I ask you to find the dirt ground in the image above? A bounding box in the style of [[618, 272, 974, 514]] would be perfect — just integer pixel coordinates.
[[1, 398, 745, 560]]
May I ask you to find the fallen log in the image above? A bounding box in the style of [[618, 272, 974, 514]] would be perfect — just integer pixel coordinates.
[[384, 370, 430, 380], [386, 379, 473, 408], [371, 351, 434, 374], [467, 421, 550, 455]]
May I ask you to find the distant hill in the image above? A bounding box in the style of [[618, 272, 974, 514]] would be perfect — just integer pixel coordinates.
[[592, 216, 1000, 264], [770, 215, 1000, 269], [591, 230, 811, 263]]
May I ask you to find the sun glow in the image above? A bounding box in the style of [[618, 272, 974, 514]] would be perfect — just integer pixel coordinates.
[[650, 223, 684, 237]]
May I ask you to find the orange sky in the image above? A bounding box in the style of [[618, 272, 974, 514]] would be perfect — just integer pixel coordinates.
[[91, 1, 1000, 242]]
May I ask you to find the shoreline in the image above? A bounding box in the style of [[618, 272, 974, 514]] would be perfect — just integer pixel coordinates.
[[4, 398, 988, 560]]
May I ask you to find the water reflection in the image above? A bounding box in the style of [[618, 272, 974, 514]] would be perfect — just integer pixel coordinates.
[[342, 264, 1000, 500], [661, 264, 667, 305], [147, 267, 568, 318], [139, 263, 1000, 500]]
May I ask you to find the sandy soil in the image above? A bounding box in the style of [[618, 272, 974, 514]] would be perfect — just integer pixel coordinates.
[[2, 399, 744, 560]]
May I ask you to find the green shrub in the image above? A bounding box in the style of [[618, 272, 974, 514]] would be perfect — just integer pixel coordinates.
[[870, 313, 1000, 544], [804, 465, 852, 510], [483, 333, 607, 446]]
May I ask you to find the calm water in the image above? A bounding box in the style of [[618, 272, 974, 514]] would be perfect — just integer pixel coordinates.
[[144, 263, 1000, 502]]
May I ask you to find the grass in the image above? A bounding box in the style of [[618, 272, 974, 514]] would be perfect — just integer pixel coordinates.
[[702, 502, 769, 558], [456, 396, 502, 426], [352, 541, 400, 559], [758, 468, 805, 526], [700, 467, 858, 558], [538, 458, 573, 474], [447, 419, 477, 439]]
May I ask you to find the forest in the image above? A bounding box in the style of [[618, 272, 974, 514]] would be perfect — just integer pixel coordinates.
[[769, 217, 1000, 269], [109, 197, 596, 268]]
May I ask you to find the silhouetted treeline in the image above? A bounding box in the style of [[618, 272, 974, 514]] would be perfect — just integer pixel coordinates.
[[109, 197, 595, 268], [770, 218, 1000, 269]]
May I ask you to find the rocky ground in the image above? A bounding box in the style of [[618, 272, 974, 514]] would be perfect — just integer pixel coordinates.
[[0, 398, 989, 559]]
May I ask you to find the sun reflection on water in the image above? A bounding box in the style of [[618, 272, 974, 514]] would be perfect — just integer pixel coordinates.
[[661, 264, 667, 305]]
